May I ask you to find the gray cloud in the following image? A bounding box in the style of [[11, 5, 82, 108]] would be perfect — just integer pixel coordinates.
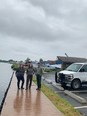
[[0, 0, 87, 60]]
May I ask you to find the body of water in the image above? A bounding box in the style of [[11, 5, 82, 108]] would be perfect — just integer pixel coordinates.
[[0, 63, 13, 105]]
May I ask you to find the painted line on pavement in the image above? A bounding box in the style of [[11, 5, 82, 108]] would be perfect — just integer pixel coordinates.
[[74, 106, 87, 109], [71, 90, 87, 93]]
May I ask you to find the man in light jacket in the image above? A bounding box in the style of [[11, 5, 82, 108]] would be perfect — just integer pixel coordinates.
[[36, 63, 43, 90]]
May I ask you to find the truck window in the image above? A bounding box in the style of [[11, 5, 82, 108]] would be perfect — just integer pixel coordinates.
[[80, 65, 87, 72], [66, 63, 82, 72]]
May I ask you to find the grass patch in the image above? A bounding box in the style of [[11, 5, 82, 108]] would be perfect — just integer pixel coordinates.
[[43, 68, 60, 72], [33, 77, 80, 116]]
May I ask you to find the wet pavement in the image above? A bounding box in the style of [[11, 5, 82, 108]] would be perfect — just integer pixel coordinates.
[[1, 74, 64, 116]]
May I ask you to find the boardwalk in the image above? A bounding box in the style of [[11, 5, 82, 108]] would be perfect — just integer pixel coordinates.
[[1, 74, 64, 116]]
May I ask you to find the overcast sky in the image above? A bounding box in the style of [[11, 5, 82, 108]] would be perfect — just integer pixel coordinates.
[[0, 0, 87, 61]]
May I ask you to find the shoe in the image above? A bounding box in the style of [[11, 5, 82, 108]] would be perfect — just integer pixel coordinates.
[[18, 87, 20, 89], [29, 86, 31, 90], [21, 87, 24, 89], [36, 88, 40, 90]]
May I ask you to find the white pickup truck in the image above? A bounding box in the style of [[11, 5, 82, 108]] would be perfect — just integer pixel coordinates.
[[55, 62, 87, 89]]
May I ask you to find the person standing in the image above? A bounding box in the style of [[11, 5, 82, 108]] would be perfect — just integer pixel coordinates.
[[36, 63, 43, 90], [26, 62, 34, 90], [15, 64, 25, 89]]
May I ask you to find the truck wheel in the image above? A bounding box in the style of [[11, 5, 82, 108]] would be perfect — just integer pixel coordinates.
[[61, 83, 66, 89], [71, 79, 81, 89], [55, 72, 58, 83]]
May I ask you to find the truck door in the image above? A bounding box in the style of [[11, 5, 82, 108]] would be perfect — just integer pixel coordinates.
[[79, 65, 87, 82]]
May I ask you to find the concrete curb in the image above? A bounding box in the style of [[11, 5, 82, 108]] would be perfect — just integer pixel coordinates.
[[52, 82, 64, 91], [45, 79, 52, 84], [64, 90, 87, 104]]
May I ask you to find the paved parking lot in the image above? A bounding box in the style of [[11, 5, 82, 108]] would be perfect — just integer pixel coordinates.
[[43, 72, 87, 116]]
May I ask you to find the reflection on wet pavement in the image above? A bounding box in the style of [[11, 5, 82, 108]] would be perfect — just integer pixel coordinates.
[[33, 91, 41, 116], [14, 90, 24, 114]]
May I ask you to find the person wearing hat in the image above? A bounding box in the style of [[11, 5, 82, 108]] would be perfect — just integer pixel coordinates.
[[36, 63, 43, 90]]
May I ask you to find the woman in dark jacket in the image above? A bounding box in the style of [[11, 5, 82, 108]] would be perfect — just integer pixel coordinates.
[[16, 64, 25, 89]]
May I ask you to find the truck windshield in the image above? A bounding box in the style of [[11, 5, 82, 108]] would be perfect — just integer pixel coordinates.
[[66, 64, 82, 72]]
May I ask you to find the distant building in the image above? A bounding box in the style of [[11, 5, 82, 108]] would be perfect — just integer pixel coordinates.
[[57, 56, 87, 69], [45, 60, 56, 65]]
